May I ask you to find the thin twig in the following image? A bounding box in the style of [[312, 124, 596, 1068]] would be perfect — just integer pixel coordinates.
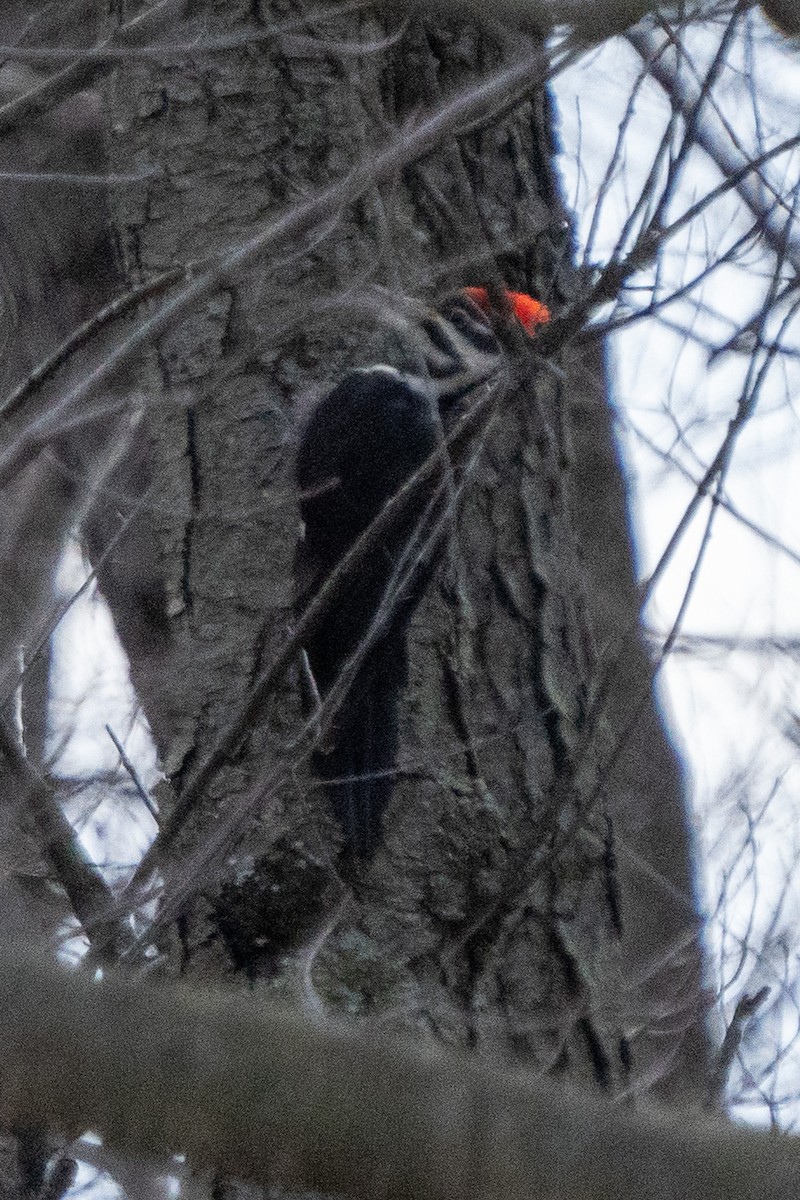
[[0, 0, 185, 137], [105, 725, 159, 823], [0, 51, 544, 490], [707, 986, 771, 1105], [0, 267, 185, 421]]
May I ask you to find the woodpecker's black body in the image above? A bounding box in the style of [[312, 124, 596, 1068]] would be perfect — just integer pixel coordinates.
[[295, 292, 523, 859], [296, 367, 439, 859]]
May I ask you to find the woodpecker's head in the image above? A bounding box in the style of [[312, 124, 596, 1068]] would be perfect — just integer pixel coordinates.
[[419, 285, 550, 407]]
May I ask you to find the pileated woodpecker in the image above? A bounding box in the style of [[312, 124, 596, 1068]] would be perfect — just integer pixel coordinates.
[[295, 287, 549, 860]]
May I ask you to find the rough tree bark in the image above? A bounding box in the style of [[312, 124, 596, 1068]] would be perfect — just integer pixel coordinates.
[[83, 0, 711, 1187]]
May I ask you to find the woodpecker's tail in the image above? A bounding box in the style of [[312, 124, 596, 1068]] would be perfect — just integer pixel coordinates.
[[313, 624, 407, 861]]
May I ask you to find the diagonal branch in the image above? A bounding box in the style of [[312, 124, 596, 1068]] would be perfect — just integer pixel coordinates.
[[0, 717, 114, 938], [627, 22, 800, 274]]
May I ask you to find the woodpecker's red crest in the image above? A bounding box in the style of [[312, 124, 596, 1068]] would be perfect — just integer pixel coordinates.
[[462, 286, 551, 335]]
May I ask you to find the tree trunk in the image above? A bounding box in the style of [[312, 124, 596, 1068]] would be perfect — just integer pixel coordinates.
[[99, 0, 709, 1161]]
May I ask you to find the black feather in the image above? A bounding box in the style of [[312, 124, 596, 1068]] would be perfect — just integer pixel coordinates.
[[296, 367, 439, 859]]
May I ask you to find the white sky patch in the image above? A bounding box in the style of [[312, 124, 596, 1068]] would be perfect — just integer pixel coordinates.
[[49, 540, 158, 885]]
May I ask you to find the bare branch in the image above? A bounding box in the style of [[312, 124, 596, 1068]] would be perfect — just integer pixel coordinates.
[[628, 21, 800, 273], [0, 51, 543, 488], [0, 0, 187, 136], [708, 986, 772, 1104], [3, 949, 800, 1199], [0, 718, 113, 936], [105, 725, 159, 824]]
